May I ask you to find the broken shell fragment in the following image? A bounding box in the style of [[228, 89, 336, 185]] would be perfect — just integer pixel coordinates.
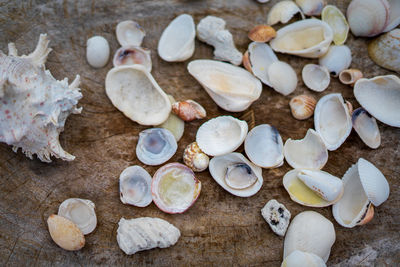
[[116, 20, 146, 47], [296, 0, 326, 16], [113, 46, 152, 72], [282, 250, 326, 267], [261, 199, 291, 237], [86, 36, 110, 68], [302, 64, 330, 92], [352, 108, 381, 149], [248, 25, 276, 42], [242, 51, 252, 73], [119, 166, 152, 207], [247, 42, 279, 87], [209, 153, 263, 197], [368, 29, 400, 73], [321, 5, 349, 45], [183, 142, 209, 172], [346, 101, 353, 115], [339, 69, 363, 86], [267, 1, 305, 26], [58, 198, 97, 235], [152, 163, 201, 214], [47, 214, 85, 251], [158, 14, 195, 62], [319, 45, 352, 77], [268, 61, 298, 96], [172, 100, 206, 122], [289, 95, 317, 120]]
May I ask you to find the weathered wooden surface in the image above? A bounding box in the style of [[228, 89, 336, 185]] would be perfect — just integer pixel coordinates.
[[0, 0, 399, 266]]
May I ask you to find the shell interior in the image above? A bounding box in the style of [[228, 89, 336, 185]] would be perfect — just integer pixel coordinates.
[[113, 46, 152, 72], [302, 64, 330, 92], [247, 42, 278, 87], [119, 166, 152, 207], [267, 0, 304, 26], [225, 163, 258, 189], [58, 198, 97, 235], [295, 0, 326, 16], [116, 20, 146, 47], [352, 108, 381, 149], [321, 5, 349, 45]]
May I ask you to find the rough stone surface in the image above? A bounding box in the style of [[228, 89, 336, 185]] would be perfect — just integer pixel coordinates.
[[0, 0, 399, 266]]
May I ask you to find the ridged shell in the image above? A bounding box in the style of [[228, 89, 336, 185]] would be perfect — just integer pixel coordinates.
[[282, 250, 326, 267], [119, 166, 152, 207], [267, 1, 304, 26], [289, 95, 317, 120], [58, 198, 97, 235], [247, 42, 279, 87], [302, 64, 330, 92], [321, 5, 349, 45], [47, 214, 85, 251], [183, 142, 209, 172], [352, 108, 381, 149], [296, 0, 326, 16], [368, 29, 400, 73], [116, 20, 146, 47], [113, 46, 152, 72], [248, 25, 276, 42], [319, 45, 352, 77]]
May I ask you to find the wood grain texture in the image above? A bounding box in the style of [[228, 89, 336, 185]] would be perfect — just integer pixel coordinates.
[[0, 0, 399, 266]]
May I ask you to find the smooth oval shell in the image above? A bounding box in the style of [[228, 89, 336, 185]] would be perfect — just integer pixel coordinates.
[[247, 42, 279, 87], [58, 198, 97, 235], [289, 95, 317, 120], [321, 5, 349, 45], [225, 163, 258, 189], [302, 64, 330, 92], [268, 61, 298, 96], [119, 166, 152, 207], [86, 36, 110, 68], [183, 142, 209, 172], [282, 250, 326, 267], [296, 0, 326, 16], [113, 46, 152, 71], [352, 108, 381, 149], [267, 1, 304, 26], [47, 214, 85, 251], [248, 25, 276, 42], [368, 29, 400, 73], [319, 45, 352, 77], [116, 20, 146, 47], [339, 69, 363, 86]]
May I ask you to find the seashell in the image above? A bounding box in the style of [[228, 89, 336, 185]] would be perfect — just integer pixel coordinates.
[[301, 64, 330, 92], [346, 0, 389, 37], [295, 0, 326, 16], [105, 65, 171, 125], [261, 199, 291, 237], [352, 108, 381, 149], [117, 217, 180, 255], [244, 124, 284, 168], [354, 75, 400, 127], [319, 45, 352, 77], [188, 60, 262, 112], [209, 152, 263, 197], [119, 166, 152, 207], [183, 142, 209, 172], [257, 0, 270, 3], [242, 51, 252, 73], [197, 16, 243, 65], [283, 129, 328, 170], [289, 95, 317, 120], [58, 198, 97, 235], [268, 61, 298, 96], [116, 20, 146, 47], [152, 163, 201, 214], [345, 100, 353, 115], [284, 211, 335, 263], [158, 14, 195, 62], [0, 34, 82, 162], [321, 5, 349, 45], [267, 1, 305, 26], [47, 214, 85, 251], [156, 95, 185, 142], [338, 69, 363, 86], [270, 19, 333, 58], [332, 158, 390, 228], [86, 36, 110, 68], [314, 93, 352, 150], [136, 128, 177, 166], [113, 46, 152, 72], [368, 29, 400, 73], [282, 250, 326, 267], [172, 100, 206, 122], [196, 116, 248, 157], [383, 0, 400, 32], [248, 25, 276, 43]]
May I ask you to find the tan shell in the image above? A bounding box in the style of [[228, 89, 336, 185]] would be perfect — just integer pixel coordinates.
[[346, 101, 353, 115], [339, 69, 363, 86], [47, 214, 85, 251], [172, 100, 206, 122], [183, 142, 210, 172], [368, 29, 400, 73], [242, 51, 252, 73], [289, 95, 317, 120], [248, 25, 276, 42]]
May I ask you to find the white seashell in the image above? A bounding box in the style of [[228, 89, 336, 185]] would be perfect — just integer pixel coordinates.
[[283, 129, 328, 170], [267, 1, 305, 26], [302, 64, 330, 92], [119, 166, 152, 207], [319, 45, 352, 77], [58, 198, 97, 235], [187, 60, 262, 112], [247, 42, 279, 87], [321, 5, 349, 45], [197, 16, 243, 65], [384, 0, 400, 32], [117, 217, 180, 255], [354, 75, 400, 127], [47, 214, 85, 251], [116, 20, 146, 47], [282, 250, 326, 267], [338, 69, 363, 86], [156, 95, 185, 142], [332, 158, 390, 228], [209, 153, 263, 197], [0, 34, 82, 162], [257, 0, 270, 3], [136, 128, 177, 166], [298, 170, 343, 202], [289, 95, 317, 120], [268, 61, 298, 96], [105, 65, 171, 125], [270, 19, 333, 58], [261, 199, 291, 237], [196, 116, 248, 156], [296, 0, 326, 16], [284, 211, 336, 263], [245, 124, 284, 168], [113, 46, 152, 72], [158, 14, 195, 62], [314, 93, 352, 150], [183, 142, 209, 172], [352, 108, 381, 149], [368, 29, 400, 73], [86, 36, 110, 68]]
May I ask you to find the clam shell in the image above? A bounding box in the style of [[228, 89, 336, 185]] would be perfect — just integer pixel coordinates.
[[196, 116, 248, 157], [113, 46, 152, 71], [268, 61, 298, 96], [267, 1, 304, 26], [172, 100, 206, 122], [384, 0, 400, 32], [338, 69, 363, 86], [295, 0, 326, 16], [297, 170, 343, 202], [116, 20, 146, 47], [248, 25, 276, 42], [368, 29, 400, 73], [354, 75, 400, 127], [247, 42, 279, 87], [183, 142, 210, 172], [301, 64, 330, 92], [188, 60, 262, 112], [270, 19, 333, 58], [314, 93, 352, 150], [289, 95, 317, 120], [58, 198, 97, 235], [158, 14, 195, 62], [209, 153, 263, 197], [86, 36, 110, 68], [119, 166, 152, 207], [352, 108, 381, 149], [244, 124, 284, 168], [282, 250, 326, 267], [47, 214, 85, 251], [319, 45, 352, 77], [283, 129, 328, 170], [321, 5, 349, 45]]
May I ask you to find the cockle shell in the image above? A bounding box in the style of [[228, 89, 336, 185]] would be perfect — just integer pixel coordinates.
[[368, 29, 400, 73], [296, 0, 326, 16], [113, 46, 152, 72], [116, 20, 146, 47], [47, 214, 85, 251], [319, 45, 352, 77], [156, 95, 185, 142], [321, 5, 349, 45], [301, 64, 330, 92], [267, 1, 305, 26], [172, 100, 206, 122], [183, 142, 209, 172], [86, 36, 110, 68], [248, 25, 276, 43], [58, 198, 97, 235], [282, 250, 326, 267], [0, 34, 82, 162], [338, 69, 363, 86], [261, 199, 291, 237], [119, 166, 152, 207], [352, 108, 381, 149], [289, 95, 317, 120], [268, 61, 298, 96]]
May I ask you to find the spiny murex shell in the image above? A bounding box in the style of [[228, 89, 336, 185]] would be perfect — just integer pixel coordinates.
[[117, 217, 180, 255], [0, 34, 82, 162], [119, 165, 152, 207], [352, 108, 381, 149], [58, 198, 97, 235], [261, 199, 291, 237], [368, 29, 400, 74], [282, 250, 326, 267]]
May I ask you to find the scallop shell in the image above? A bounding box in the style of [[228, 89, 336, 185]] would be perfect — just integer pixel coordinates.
[[244, 124, 284, 168], [289, 95, 317, 120], [47, 214, 85, 251], [268, 61, 298, 96], [261, 199, 291, 237], [183, 142, 209, 172], [116, 20, 146, 47], [187, 60, 262, 112], [86, 36, 110, 68], [338, 69, 363, 86], [209, 152, 263, 197], [319, 45, 352, 77], [248, 25, 276, 43], [105, 65, 171, 125], [353, 75, 400, 127], [158, 14, 195, 62], [156, 95, 185, 142], [296, 0, 326, 16], [321, 5, 349, 45], [314, 93, 352, 151], [152, 163, 201, 214], [270, 19, 333, 58], [196, 116, 248, 157], [284, 211, 335, 263], [301, 64, 330, 92], [267, 1, 305, 26], [172, 100, 206, 122], [119, 166, 152, 207], [282, 250, 326, 267], [368, 29, 400, 73], [113, 46, 152, 72], [58, 198, 97, 235], [352, 108, 381, 149]]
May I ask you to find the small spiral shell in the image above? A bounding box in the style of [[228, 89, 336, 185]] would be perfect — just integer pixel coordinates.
[[172, 100, 206, 122], [183, 142, 209, 172]]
